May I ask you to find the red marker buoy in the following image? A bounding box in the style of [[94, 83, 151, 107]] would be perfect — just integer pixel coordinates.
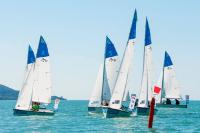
[[148, 97, 155, 128]]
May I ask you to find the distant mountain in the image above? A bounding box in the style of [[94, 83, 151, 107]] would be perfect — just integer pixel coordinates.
[[0, 84, 18, 100], [0, 84, 66, 100]]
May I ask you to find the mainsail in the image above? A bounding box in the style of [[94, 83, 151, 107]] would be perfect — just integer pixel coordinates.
[[15, 45, 36, 110], [32, 36, 52, 104], [109, 10, 137, 110], [88, 37, 119, 107], [138, 18, 153, 108]]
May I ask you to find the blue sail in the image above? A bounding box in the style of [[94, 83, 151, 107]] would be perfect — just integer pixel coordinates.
[[128, 9, 138, 40], [105, 36, 118, 59], [164, 51, 173, 67], [36, 36, 49, 58], [27, 45, 35, 64], [145, 18, 152, 46]]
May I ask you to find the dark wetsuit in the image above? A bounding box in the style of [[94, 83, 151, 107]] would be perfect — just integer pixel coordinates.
[[175, 99, 180, 105], [166, 99, 171, 105]]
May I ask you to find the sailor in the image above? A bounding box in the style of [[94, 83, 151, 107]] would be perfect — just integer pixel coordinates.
[[32, 102, 40, 111], [166, 98, 171, 105], [135, 99, 138, 107], [102, 100, 109, 106], [148, 101, 150, 107], [175, 99, 180, 105]]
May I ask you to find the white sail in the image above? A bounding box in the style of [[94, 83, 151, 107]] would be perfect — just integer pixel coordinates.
[[105, 55, 120, 96], [102, 68, 111, 102], [109, 10, 137, 110], [102, 55, 120, 101], [164, 65, 181, 99], [88, 65, 103, 107], [15, 45, 35, 110], [138, 19, 153, 108], [109, 39, 135, 109], [32, 36, 52, 104]]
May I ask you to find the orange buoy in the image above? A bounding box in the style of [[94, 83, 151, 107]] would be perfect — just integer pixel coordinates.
[[148, 97, 155, 128]]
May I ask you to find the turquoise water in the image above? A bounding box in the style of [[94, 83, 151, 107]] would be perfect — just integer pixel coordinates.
[[0, 100, 199, 133]]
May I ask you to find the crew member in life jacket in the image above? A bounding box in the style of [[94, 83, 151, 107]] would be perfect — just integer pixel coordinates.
[[175, 99, 180, 105], [32, 102, 40, 111], [166, 98, 171, 105], [102, 100, 109, 106]]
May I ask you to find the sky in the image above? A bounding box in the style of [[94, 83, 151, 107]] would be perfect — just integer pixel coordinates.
[[0, 1, 199, 100]]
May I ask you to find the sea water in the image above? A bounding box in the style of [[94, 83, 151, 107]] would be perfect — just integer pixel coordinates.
[[0, 100, 199, 133]]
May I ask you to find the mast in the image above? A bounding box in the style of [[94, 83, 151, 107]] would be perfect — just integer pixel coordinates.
[[101, 39, 107, 104], [143, 40, 148, 107], [160, 60, 165, 103], [146, 61, 149, 106]]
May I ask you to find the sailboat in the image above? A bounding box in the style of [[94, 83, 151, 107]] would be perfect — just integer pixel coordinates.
[[102, 10, 137, 118], [137, 18, 157, 115], [154, 51, 187, 108], [14, 36, 55, 115], [88, 36, 119, 114]]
